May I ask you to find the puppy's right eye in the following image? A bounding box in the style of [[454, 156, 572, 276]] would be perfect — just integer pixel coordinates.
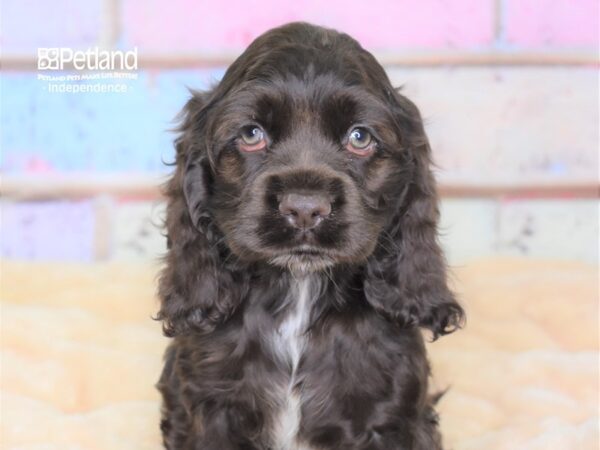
[[239, 126, 267, 152]]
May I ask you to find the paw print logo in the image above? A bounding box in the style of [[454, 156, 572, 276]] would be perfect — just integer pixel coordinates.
[[38, 48, 60, 70]]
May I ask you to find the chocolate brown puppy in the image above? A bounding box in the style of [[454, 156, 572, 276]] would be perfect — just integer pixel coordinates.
[[157, 22, 464, 450]]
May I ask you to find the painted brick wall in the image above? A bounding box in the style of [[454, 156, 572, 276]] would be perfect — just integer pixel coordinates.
[[2, 0, 598, 262]]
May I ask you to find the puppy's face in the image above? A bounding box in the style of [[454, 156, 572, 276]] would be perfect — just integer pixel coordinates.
[[191, 31, 413, 272]]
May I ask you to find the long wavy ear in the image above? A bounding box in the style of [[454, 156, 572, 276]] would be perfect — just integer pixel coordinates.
[[364, 92, 464, 339], [157, 92, 246, 337]]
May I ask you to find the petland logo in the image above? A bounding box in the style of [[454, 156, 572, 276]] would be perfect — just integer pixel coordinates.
[[38, 47, 138, 71], [37, 47, 138, 94]]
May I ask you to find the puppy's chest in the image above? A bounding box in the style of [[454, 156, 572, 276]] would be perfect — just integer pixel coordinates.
[[269, 278, 316, 450]]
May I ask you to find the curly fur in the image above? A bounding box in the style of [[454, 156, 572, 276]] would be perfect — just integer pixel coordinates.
[[156, 22, 464, 450]]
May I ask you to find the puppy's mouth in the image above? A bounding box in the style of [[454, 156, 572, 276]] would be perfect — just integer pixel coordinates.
[[289, 246, 323, 256], [268, 245, 335, 272]]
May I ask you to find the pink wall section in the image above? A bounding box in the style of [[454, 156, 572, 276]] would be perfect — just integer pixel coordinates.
[[120, 0, 496, 52], [119, 0, 600, 53], [504, 0, 600, 47]]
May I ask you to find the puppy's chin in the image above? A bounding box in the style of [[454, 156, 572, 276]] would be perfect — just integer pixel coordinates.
[[223, 237, 335, 273]]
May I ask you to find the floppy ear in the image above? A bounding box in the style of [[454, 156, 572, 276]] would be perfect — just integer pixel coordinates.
[[183, 154, 213, 232], [156, 93, 246, 337], [364, 93, 464, 339]]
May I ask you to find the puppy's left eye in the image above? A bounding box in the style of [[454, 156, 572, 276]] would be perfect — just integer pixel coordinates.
[[346, 127, 376, 156], [239, 126, 267, 152]]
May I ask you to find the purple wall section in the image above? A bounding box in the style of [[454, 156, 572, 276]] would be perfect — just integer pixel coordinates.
[[2, 201, 95, 261], [1, 0, 104, 53]]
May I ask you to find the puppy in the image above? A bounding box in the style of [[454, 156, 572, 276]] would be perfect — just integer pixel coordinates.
[[157, 22, 464, 450]]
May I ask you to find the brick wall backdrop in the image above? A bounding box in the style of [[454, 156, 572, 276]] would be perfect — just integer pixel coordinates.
[[1, 0, 598, 263]]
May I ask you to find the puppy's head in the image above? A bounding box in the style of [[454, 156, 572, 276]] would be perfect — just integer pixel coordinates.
[[183, 23, 415, 271], [159, 23, 464, 337]]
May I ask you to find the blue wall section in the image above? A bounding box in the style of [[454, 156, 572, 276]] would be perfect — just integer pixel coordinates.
[[1, 69, 226, 173]]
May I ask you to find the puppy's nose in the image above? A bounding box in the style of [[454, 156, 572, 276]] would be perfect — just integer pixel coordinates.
[[279, 193, 331, 230]]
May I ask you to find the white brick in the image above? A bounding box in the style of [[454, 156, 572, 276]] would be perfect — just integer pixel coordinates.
[[112, 201, 167, 261], [439, 199, 498, 265], [495, 199, 598, 263], [387, 67, 598, 186]]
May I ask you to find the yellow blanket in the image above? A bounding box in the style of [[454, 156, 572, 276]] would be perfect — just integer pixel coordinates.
[[2, 259, 597, 449]]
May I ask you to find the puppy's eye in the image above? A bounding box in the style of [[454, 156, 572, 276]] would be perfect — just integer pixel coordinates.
[[239, 126, 267, 152], [346, 127, 375, 156]]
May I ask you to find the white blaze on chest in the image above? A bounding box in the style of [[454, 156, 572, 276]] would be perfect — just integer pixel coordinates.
[[272, 277, 314, 450], [277, 278, 312, 370]]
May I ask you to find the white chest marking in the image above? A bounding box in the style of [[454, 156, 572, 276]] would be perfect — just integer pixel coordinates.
[[272, 278, 314, 450], [277, 278, 311, 370]]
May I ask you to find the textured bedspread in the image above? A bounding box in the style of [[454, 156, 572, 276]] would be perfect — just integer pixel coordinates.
[[2, 258, 598, 449]]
